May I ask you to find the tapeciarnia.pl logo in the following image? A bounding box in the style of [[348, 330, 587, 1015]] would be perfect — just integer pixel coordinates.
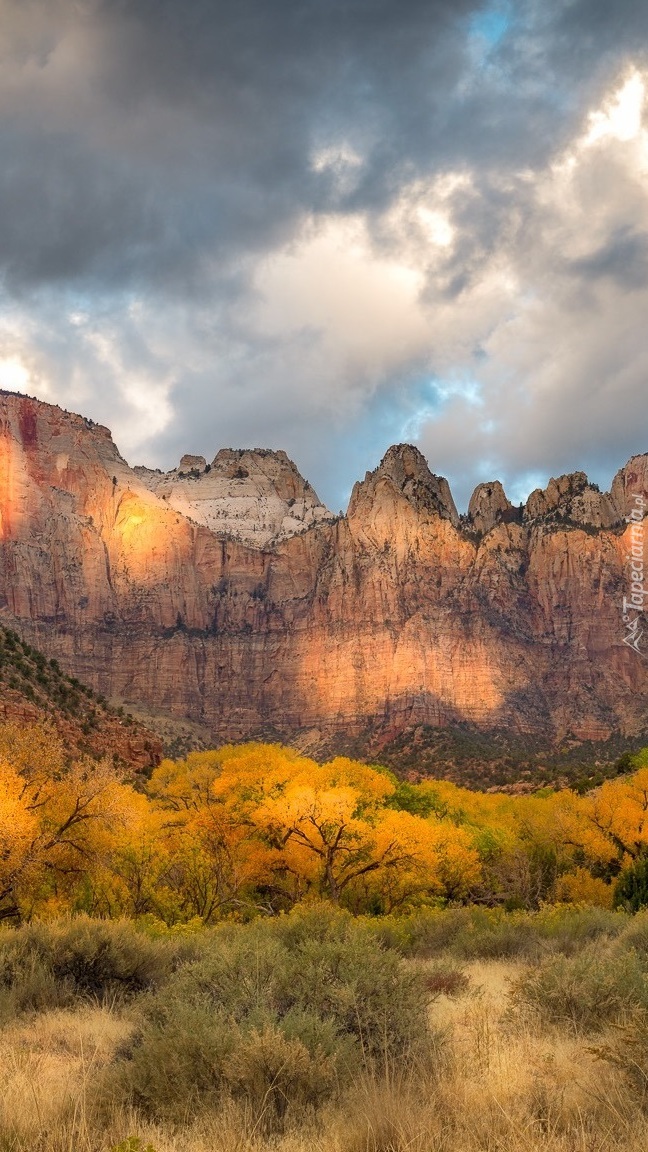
[[622, 492, 646, 655]]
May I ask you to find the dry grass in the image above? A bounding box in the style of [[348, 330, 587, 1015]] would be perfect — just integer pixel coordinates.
[[1, 959, 648, 1152], [0, 1005, 133, 1149]]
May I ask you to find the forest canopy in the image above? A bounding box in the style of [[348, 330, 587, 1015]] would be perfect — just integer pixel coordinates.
[[1, 722, 648, 923]]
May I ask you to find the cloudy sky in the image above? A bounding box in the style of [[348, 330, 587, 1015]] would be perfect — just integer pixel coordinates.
[[1, 0, 648, 510]]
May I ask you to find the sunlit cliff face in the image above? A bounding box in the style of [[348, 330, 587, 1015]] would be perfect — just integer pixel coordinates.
[[0, 432, 31, 542], [295, 631, 507, 729], [294, 470, 506, 727], [111, 492, 190, 581], [0, 438, 16, 540]]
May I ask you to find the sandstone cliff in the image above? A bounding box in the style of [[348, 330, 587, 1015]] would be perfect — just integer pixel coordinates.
[[135, 447, 335, 548], [0, 389, 646, 753]]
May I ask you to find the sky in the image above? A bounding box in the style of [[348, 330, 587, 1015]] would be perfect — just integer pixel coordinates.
[[1, 1, 648, 511]]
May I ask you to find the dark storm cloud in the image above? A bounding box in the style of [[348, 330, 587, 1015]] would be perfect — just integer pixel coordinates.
[[0, 0, 615, 293], [567, 228, 648, 291], [546, 0, 648, 69], [0, 127, 160, 286], [0, 0, 482, 291]]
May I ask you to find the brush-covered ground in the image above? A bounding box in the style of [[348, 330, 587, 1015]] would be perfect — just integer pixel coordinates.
[[3, 905, 648, 1151], [0, 628, 160, 769]]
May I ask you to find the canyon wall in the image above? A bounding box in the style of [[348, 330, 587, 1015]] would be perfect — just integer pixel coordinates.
[[1, 389, 647, 750]]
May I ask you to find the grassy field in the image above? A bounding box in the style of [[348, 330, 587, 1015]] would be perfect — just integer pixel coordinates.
[[2, 907, 648, 1151]]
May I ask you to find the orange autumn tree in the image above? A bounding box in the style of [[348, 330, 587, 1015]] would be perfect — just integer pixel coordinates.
[[0, 722, 144, 920], [200, 747, 481, 909], [127, 755, 648, 916], [0, 757, 38, 914], [579, 768, 648, 865], [11, 719, 648, 922], [75, 791, 172, 920], [146, 748, 276, 920], [254, 757, 422, 905], [410, 777, 615, 908]]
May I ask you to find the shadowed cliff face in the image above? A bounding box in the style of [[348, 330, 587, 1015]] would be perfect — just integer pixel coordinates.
[[0, 390, 647, 750]]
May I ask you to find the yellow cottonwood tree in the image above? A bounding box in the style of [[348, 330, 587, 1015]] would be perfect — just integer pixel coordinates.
[[211, 751, 480, 907], [0, 722, 143, 919], [581, 768, 648, 863], [147, 747, 278, 920], [0, 758, 38, 912]]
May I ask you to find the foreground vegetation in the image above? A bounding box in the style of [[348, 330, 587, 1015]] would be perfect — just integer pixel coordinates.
[[5, 720, 648, 1147], [1, 906, 648, 1150]]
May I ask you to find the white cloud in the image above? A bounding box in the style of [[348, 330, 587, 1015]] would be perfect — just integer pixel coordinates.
[[0, 355, 30, 394], [403, 65, 648, 503], [252, 215, 430, 418], [584, 69, 645, 146]]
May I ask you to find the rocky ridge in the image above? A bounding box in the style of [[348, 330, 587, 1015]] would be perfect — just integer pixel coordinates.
[[135, 448, 335, 548], [0, 389, 647, 759]]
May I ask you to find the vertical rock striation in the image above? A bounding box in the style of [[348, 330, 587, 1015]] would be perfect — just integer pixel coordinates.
[[0, 389, 647, 752]]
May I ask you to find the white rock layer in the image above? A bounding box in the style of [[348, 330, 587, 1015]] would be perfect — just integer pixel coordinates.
[[134, 448, 336, 549]]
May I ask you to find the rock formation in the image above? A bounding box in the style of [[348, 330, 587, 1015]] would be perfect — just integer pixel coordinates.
[[0, 388, 647, 754], [524, 472, 619, 529], [135, 447, 335, 548], [467, 481, 514, 534]]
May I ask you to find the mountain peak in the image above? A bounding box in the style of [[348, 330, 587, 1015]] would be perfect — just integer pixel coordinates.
[[138, 445, 335, 548], [524, 471, 621, 528], [467, 481, 513, 533], [349, 443, 459, 526]]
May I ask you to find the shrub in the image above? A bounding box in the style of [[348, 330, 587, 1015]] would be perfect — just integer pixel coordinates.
[[223, 1019, 341, 1127], [531, 904, 626, 955], [368, 908, 471, 958], [369, 905, 625, 962], [454, 908, 539, 959], [419, 960, 470, 998], [269, 907, 431, 1060], [591, 1011, 648, 1106], [618, 908, 648, 959], [510, 946, 648, 1031], [0, 917, 192, 1017], [0, 953, 62, 1020], [105, 1004, 236, 1121], [100, 905, 436, 1128]]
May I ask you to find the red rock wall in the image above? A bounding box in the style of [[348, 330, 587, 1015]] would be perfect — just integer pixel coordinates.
[[0, 390, 646, 748]]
